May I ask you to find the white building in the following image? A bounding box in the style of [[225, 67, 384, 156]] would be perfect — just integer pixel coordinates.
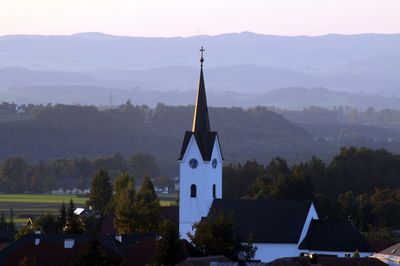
[[178, 48, 372, 262]]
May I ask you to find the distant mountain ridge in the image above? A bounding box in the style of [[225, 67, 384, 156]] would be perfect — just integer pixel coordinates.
[[0, 32, 399, 94]]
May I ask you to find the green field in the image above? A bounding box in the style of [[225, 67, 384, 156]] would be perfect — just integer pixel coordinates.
[[0, 193, 177, 226], [0, 194, 88, 204], [0, 194, 88, 226]]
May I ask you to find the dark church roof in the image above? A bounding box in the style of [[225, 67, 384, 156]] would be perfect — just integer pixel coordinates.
[[206, 199, 312, 244], [178, 50, 223, 161], [299, 219, 372, 252], [179, 131, 221, 161]]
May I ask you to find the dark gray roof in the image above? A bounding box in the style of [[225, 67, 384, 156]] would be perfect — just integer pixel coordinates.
[[207, 199, 312, 244], [178, 131, 222, 161], [299, 219, 372, 252], [376, 242, 400, 256]]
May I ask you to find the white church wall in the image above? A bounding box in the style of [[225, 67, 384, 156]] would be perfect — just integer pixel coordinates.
[[179, 135, 222, 240], [299, 249, 372, 258], [253, 243, 300, 262], [210, 136, 223, 199], [298, 203, 319, 244]]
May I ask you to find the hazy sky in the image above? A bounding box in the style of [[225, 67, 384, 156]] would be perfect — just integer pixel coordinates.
[[1, 0, 399, 37]]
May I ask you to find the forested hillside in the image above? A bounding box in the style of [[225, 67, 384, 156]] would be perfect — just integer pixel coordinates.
[[3, 102, 400, 176], [0, 102, 318, 175]]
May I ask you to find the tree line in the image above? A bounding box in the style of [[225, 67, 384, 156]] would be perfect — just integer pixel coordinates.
[[0, 153, 161, 193]]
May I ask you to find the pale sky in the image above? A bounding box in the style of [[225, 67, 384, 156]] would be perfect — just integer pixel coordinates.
[[1, 0, 399, 37]]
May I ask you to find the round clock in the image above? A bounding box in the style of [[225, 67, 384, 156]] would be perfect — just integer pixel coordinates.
[[212, 158, 218, 169], [189, 158, 198, 169]]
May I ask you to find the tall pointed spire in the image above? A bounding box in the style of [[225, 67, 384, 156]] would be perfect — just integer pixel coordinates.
[[192, 46, 211, 134]]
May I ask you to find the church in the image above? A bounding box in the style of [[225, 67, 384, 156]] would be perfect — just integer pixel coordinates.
[[178, 48, 373, 262]]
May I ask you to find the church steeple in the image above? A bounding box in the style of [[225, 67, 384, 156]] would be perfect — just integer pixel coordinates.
[[192, 46, 211, 135]]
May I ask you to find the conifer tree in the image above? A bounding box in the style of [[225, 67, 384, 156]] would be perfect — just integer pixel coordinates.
[[115, 179, 137, 233], [135, 174, 160, 232], [87, 169, 113, 213], [64, 199, 83, 234], [59, 202, 67, 232]]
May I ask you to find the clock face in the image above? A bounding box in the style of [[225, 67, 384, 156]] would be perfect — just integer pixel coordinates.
[[189, 158, 198, 169], [212, 158, 218, 169]]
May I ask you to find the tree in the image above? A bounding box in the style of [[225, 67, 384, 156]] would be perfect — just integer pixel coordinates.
[[113, 173, 134, 195], [135, 175, 160, 232], [35, 213, 58, 233], [189, 212, 242, 261], [352, 250, 360, 258], [242, 232, 257, 261], [15, 224, 35, 240], [64, 199, 83, 234], [9, 208, 14, 230], [0, 157, 27, 192], [115, 179, 137, 233], [87, 169, 113, 213], [0, 213, 6, 230], [153, 220, 185, 266], [128, 154, 160, 180], [59, 202, 67, 232]]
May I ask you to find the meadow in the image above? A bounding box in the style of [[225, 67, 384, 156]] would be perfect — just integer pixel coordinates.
[[0, 193, 177, 226], [0, 194, 88, 226]]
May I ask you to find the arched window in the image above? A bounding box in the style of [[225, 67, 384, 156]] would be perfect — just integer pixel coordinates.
[[213, 184, 216, 198], [190, 184, 197, 198]]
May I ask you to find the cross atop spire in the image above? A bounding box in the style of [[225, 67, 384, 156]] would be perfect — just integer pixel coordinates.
[[200, 46, 205, 67]]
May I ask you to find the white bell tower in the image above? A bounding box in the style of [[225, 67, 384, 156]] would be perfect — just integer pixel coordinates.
[[178, 47, 223, 240]]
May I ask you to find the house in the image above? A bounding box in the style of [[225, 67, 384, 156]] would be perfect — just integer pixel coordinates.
[[371, 242, 400, 265], [178, 48, 372, 262]]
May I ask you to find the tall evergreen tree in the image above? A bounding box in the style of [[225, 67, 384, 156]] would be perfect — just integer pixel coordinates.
[[64, 199, 83, 234], [135, 175, 160, 232], [114, 179, 137, 234], [87, 169, 113, 213], [59, 202, 67, 232]]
